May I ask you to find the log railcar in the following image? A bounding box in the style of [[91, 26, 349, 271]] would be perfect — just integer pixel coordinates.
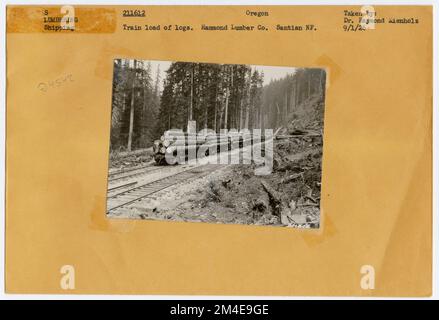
[[153, 130, 265, 165]]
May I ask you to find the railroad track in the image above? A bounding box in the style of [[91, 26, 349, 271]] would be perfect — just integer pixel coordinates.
[[110, 163, 152, 174], [106, 164, 224, 213], [108, 165, 162, 183]]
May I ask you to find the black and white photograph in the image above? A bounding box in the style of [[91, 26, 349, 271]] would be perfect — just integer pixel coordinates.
[[106, 59, 326, 228], [3, 0, 437, 301]]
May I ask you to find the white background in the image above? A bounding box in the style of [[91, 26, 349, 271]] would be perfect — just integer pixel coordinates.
[[0, 0, 437, 300]]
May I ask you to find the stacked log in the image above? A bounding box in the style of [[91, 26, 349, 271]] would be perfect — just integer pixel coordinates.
[[153, 130, 267, 165]]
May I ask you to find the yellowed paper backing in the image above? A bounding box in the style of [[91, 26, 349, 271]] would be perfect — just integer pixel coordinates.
[[5, 5, 432, 296]]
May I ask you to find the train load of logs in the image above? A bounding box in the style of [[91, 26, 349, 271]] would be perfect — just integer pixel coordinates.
[[153, 129, 264, 165]]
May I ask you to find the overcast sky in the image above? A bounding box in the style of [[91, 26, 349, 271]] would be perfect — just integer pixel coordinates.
[[146, 60, 296, 91]]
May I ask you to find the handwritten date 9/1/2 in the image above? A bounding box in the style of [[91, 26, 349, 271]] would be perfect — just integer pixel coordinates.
[[343, 24, 367, 32]]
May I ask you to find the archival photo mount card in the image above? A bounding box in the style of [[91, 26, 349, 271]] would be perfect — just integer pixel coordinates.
[[5, 5, 432, 296]]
